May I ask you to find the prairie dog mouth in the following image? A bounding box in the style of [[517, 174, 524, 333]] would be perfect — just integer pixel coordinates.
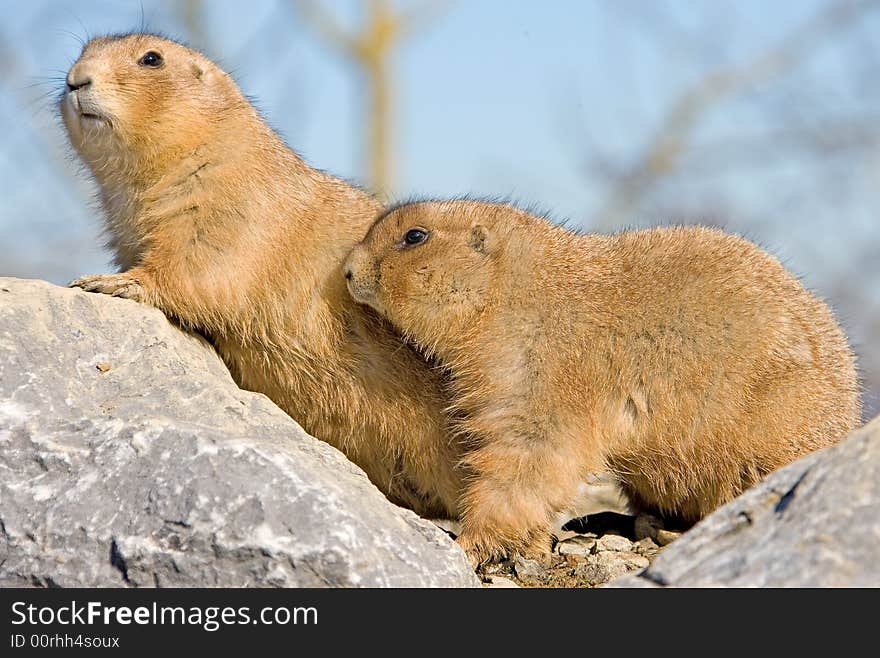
[[66, 91, 109, 124], [346, 278, 371, 304], [346, 278, 383, 312], [79, 112, 108, 123]]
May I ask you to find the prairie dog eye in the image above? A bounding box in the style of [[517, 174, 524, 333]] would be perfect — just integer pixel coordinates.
[[139, 51, 164, 67], [402, 227, 429, 247]]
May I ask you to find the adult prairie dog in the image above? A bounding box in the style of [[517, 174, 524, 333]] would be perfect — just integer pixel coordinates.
[[61, 33, 462, 517], [344, 199, 861, 563]]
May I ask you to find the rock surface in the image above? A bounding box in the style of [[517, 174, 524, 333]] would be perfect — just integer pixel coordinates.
[[610, 415, 880, 587], [0, 278, 479, 588]]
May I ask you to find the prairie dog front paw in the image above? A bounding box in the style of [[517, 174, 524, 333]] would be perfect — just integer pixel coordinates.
[[69, 272, 146, 302]]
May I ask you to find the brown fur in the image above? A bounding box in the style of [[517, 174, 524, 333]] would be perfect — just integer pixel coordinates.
[[344, 199, 861, 563], [61, 34, 462, 517]]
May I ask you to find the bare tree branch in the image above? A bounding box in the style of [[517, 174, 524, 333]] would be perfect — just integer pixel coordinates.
[[591, 0, 880, 230], [290, 0, 358, 57], [291, 0, 452, 196]]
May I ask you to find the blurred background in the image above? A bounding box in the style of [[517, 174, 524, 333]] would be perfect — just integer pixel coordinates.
[[1, 0, 878, 417]]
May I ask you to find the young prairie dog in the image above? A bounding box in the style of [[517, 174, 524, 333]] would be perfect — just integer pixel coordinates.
[[60, 33, 463, 517], [344, 199, 861, 564]]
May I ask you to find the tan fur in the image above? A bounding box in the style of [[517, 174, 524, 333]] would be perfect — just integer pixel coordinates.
[[61, 34, 462, 517], [344, 200, 862, 563]]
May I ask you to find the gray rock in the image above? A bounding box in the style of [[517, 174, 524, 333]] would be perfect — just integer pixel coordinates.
[[609, 415, 880, 587], [0, 278, 479, 588]]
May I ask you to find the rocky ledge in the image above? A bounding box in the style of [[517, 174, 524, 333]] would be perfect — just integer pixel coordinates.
[[0, 278, 479, 588]]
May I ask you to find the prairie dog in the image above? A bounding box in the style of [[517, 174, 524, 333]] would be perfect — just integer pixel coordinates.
[[61, 33, 462, 517], [344, 199, 861, 563]]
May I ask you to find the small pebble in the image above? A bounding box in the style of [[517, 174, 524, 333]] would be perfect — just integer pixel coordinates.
[[632, 537, 659, 555], [483, 576, 519, 588], [616, 551, 651, 571], [558, 540, 592, 557], [655, 529, 681, 546], [592, 534, 633, 553], [513, 555, 548, 581], [585, 551, 650, 585], [96, 362, 112, 373], [557, 535, 597, 555]]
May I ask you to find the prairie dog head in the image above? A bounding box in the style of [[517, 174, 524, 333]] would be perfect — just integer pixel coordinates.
[[60, 33, 243, 175], [344, 200, 510, 357]]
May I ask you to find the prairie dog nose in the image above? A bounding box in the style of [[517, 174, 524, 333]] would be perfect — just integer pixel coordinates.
[[344, 246, 374, 282], [343, 246, 380, 304], [66, 62, 94, 92], [66, 77, 91, 92]]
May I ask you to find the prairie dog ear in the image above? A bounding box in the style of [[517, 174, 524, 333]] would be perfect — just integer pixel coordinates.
[[190, 57, 218, 83], [469, 224, 490, 253]]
